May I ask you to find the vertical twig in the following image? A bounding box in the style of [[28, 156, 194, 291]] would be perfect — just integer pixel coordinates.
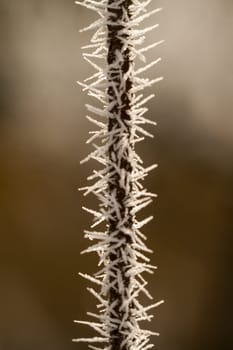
[[107, 2, 134, 349], [74, 1, 164, 349]]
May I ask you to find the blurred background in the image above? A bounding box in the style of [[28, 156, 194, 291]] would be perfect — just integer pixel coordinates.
[[0, 0, 233, 349]]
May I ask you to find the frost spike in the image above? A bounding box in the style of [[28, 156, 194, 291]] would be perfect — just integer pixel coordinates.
[[73, 337, 109, 343], [75, 1, 163, 350]]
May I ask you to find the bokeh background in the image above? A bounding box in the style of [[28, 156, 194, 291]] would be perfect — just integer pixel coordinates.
[[0, 0, 233, 349]]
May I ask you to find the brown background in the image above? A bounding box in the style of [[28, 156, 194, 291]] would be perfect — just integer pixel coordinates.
[[0, 0, 233, 349]]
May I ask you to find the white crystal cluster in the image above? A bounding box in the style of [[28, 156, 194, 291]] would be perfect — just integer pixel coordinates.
[[74, 1, 164, 349]]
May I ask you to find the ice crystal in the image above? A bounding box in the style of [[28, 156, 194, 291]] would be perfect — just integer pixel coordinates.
[[74, 1, 164, 349]]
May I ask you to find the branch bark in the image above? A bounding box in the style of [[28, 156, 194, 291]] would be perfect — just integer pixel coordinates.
[[107, 1, 134, 349]]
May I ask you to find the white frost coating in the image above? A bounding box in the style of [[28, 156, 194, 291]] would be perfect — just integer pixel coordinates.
[[75, 1, 164, 350]]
